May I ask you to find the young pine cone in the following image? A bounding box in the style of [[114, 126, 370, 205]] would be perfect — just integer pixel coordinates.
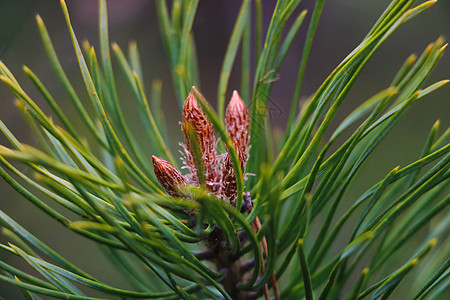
[[152, 87, 251, 209]]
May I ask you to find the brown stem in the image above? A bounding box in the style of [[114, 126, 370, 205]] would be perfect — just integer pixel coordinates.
[[271, 272, 280, 300], [203, 217, 280, 300], [206, 228, 248, 299], [252, 216, 281, 300]]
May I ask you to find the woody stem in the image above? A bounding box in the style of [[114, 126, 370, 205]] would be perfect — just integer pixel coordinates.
[[206, 228, 248, 299]]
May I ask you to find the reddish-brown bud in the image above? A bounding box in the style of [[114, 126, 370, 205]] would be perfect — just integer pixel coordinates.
[[220, 91, 250, 202], [152, 156, 188, 197], [181, 87, 220, 192], [225, 90, 249, 167]]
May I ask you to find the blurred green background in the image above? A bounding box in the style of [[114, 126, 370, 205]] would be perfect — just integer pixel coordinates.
[[0, 0, 448, 298]]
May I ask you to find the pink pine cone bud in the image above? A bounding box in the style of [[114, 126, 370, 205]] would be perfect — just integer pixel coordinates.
[[226, 90, 250, 157], [221, 90, 250, 202], [181, 87, 220, 192], [152, 88, 251, 207], [152, 155, 188, 197]]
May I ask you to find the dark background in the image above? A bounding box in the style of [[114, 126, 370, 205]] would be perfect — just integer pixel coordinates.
[[0, 0, 449, 298]]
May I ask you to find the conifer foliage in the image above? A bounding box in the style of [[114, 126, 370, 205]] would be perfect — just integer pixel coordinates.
[[0, 0, 448, 299]]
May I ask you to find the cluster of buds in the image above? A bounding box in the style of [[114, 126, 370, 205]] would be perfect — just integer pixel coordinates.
[[152, 87, 250, 209]]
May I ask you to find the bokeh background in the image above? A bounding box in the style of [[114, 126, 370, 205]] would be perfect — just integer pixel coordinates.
[[0, 0, 448, 298]]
